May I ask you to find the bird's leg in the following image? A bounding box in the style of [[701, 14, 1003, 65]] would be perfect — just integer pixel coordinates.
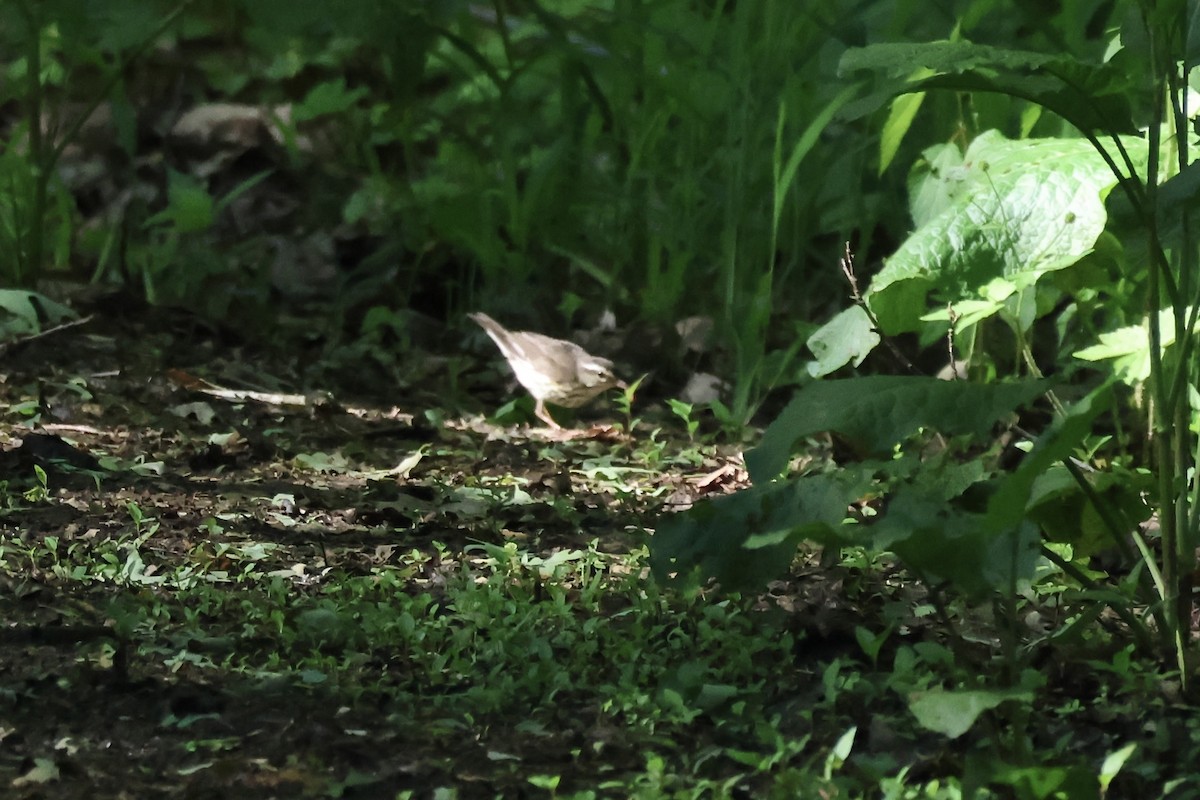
[[534, 399, 562, 429]]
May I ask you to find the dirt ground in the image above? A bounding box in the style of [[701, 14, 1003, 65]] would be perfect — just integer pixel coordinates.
[[0, 303, 762, 798]]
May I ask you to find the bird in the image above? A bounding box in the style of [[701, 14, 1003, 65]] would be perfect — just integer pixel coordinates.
[[469, 312, 625, 429]]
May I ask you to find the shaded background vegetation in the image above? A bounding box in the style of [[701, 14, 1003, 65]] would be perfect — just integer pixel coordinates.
[[0, 0, 1121, 420], [12, 1, 1200, 797]]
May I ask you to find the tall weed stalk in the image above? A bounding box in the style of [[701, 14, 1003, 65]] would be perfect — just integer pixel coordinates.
[[1, 0, 190, 286], [1140, 3, 1198, 672], [652, 2, 1200, 686]]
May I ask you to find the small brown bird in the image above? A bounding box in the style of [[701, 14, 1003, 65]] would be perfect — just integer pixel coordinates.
[[469, 312, 625, 429]]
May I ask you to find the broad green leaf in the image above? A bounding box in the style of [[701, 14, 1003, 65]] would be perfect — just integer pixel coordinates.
[[649, 470, 873, 592], [1100, 744, 1137, 793], [908, 142, 970, 227], [295, 608, 350, 647], [0, 289, 77, 336], [1073, 309, 1185, 384], [840, 41, 1056, 77], [840, 42, 1139, 135], [870, 488, 1041, 597], [985, 383, 1114, 534], [829, 726, 856, 763], [94, 4, 168, 51], [989, 764, 1100, 800], [908, 688, 1031, 738], [145, 169, 214, 234], [746, 376, 1050, 481], [1026, 465, 1152, 557], [10, 757, 59, 787], [294, 78, 370, 122], [805, 306, 880, 377], [1157, 161, 1200, 252], [867, 131, 1141, 333], [921, 274, 1024, 333]]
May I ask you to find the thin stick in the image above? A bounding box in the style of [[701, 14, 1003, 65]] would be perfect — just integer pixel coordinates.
[[2, 314, 93, 350], [946, 303, 960, 380], [840, 243, 921, 374]]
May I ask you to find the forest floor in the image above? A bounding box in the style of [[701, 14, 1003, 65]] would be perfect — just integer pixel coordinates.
[[0, 302, 1186, 799], [0, 302, 878, 799]]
